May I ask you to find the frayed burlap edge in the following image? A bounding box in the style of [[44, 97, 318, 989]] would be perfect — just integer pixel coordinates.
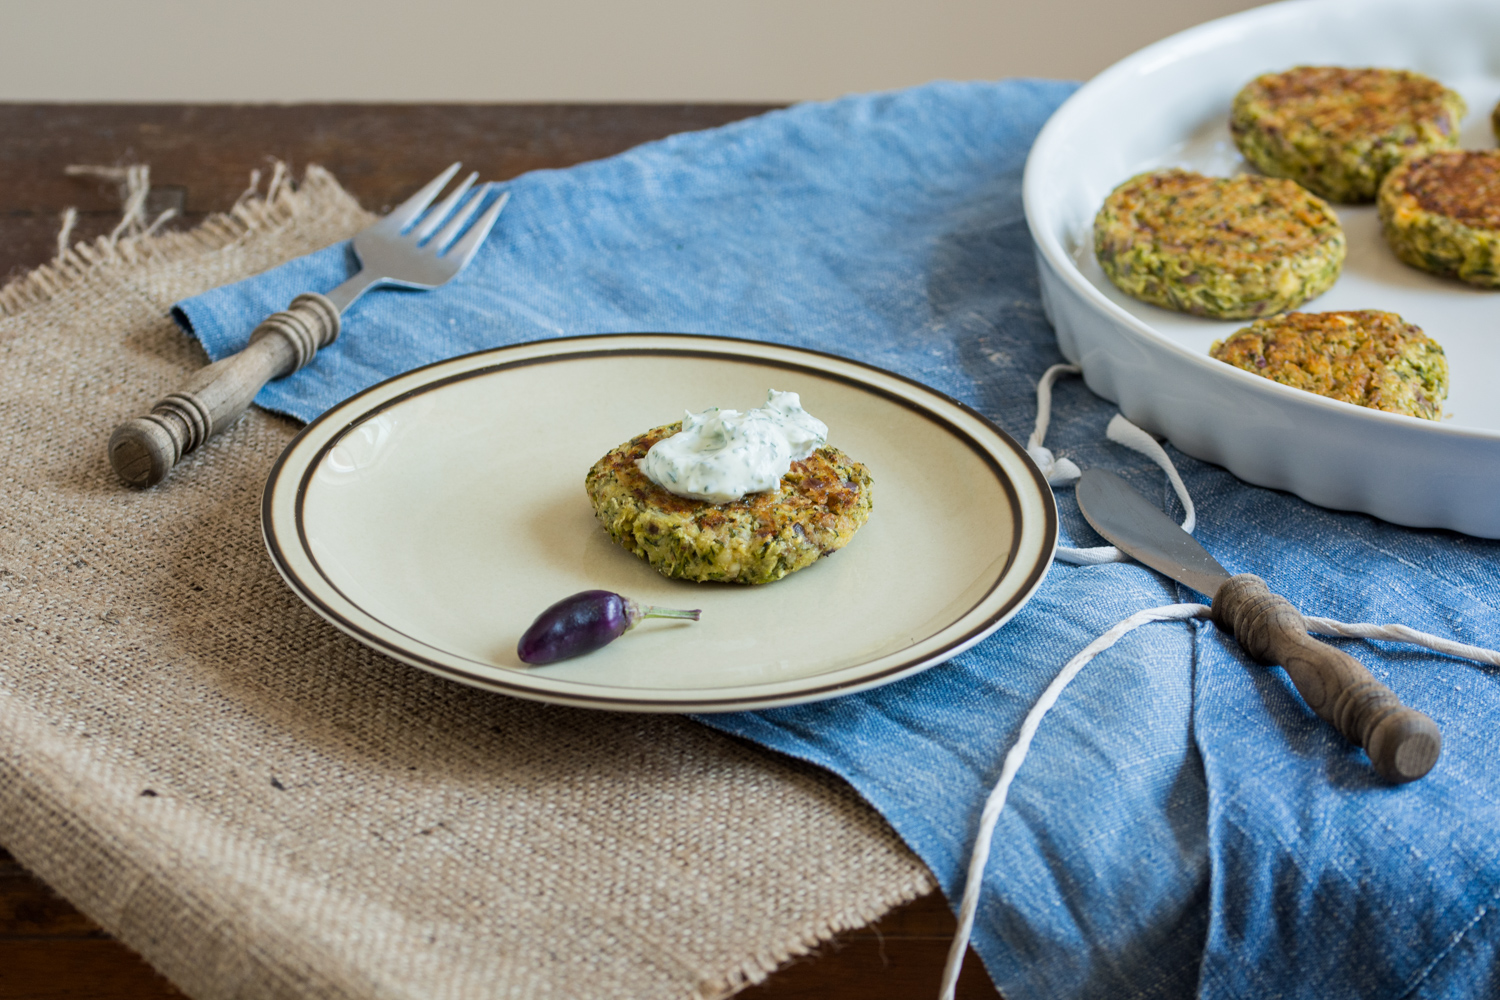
[[709, 855, 933, 996], [0, 162, 938, 999], [0, 164, 356, 319], [2, 687, 935, 1000], [0, 164, 393, 1000]]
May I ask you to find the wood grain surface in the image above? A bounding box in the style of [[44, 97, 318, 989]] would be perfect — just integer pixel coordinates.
[[0, 103, 1001, 1000], [0, 103, 781, 282]]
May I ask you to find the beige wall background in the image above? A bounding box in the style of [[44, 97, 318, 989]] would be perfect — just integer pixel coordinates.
[[1, 0, 1269, 102]]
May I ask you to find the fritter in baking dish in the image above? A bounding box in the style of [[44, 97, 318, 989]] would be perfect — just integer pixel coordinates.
[[1209, 309, 1448, 420], [1094, 168, 1345, 319], [1231, 66, 1466, 203], [1378, 149, 1500, 288]]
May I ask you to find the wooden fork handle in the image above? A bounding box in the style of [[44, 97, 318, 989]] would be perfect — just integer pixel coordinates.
[[1211, 573, 1441, 784], [109, 293, 340, 487]]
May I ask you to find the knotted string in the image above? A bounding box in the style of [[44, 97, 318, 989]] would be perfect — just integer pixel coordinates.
[[1031, 364, 1195, 565], [938, 368, 1500, 1000]]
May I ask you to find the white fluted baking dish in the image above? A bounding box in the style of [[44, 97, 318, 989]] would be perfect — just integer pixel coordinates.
[[1025, 0, 1500, 536]]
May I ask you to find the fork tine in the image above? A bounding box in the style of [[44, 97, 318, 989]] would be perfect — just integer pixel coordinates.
[[442, 190, 510, 266], [377, 162, 462, 233], [411, 171, 478, 242], [428, 182, 489, 253]]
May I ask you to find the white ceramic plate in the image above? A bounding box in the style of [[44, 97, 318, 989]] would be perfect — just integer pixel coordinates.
[[1025, 0, 1500, 537], [262, 334, 1056, 712]]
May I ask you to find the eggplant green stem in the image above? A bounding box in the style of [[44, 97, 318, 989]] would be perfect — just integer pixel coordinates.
[[622, 599, 703, 630]]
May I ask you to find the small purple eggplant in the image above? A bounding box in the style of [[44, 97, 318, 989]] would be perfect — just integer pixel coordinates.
[[517, 590, 701, 665]]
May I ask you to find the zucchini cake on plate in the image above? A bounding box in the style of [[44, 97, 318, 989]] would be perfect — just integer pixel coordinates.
[[587, 422, 873, 586]]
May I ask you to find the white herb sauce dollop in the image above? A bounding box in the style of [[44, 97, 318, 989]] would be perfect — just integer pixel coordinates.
[[637, 390, 828, 504]]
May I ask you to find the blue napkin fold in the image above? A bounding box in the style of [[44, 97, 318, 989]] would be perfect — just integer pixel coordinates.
[[175, 80, 1500, 1000]]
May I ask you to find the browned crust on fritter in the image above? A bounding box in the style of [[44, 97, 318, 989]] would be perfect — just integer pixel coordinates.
[[1397, 151, 1500, 229], [1093, 169, 1345, 318], [1209, 310, 1448, 420], [585, 422, 873, 584], [594, 423, 867, 524], [1231, 66, 1466, 203], [1243, 67, 1456, 136], [1115, 170, 1336, 264], [1378, 150, 1500, 287]]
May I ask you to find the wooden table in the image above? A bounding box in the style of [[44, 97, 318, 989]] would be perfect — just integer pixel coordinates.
[[0, 105, 1001, 1000]]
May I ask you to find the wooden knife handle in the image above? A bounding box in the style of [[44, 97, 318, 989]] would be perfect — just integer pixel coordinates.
[[1211, 573, 1440, 783], [108, 293, 340, 487]]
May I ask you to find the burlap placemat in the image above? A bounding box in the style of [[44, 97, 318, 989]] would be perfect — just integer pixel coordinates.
[[0, 168, 932, 1000]]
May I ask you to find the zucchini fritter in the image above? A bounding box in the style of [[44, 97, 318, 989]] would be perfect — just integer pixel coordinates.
[[1094, 169, 1345, 319], [1209, 310, 1448, 420], [1378, 149, 1500, 288], [1231, 67, 1466, 203], [586, 423, 873, 585]]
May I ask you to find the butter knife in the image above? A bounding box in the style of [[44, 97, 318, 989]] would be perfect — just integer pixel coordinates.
[[1076, 468, 1440, 783]]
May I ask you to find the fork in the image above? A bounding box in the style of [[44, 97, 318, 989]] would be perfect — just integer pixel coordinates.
[[108, 162, 509, 487]]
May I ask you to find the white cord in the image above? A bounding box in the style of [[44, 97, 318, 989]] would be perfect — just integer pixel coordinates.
[[944, 363, 1500, 998], [1306, 618, 1500, 667], [938, 604, 1210, 1000], [1026, 364, 1083, 487], [1030, 367, 1195, 564], [938, 605, 1500, 999], [1104, 415, 1195, 535]]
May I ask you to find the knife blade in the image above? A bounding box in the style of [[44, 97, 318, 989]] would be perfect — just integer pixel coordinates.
[[1076, 468, 1440, 784]]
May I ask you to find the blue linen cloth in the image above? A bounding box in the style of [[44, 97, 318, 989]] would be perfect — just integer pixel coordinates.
[[175, 81, 1500, 999]]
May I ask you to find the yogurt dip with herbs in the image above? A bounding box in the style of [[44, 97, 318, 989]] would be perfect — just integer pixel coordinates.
[[636, 390, 828, 503]]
